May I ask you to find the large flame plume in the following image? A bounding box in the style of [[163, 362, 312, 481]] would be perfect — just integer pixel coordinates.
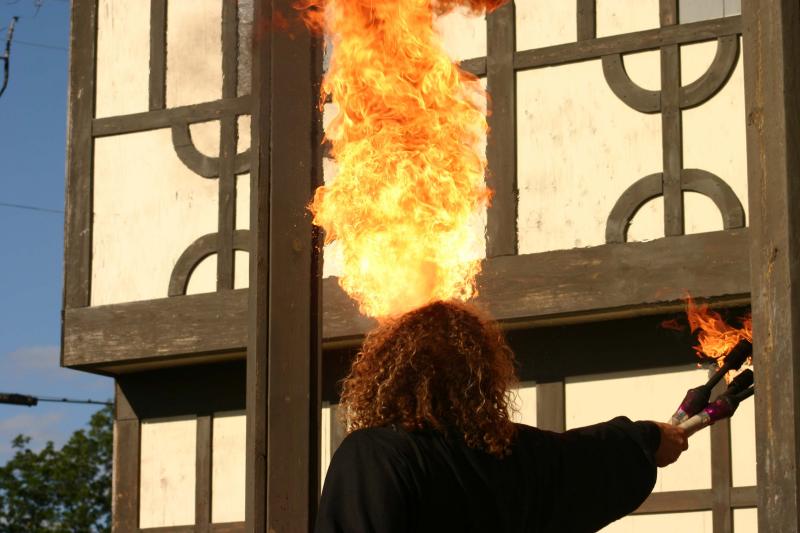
[[297, 0, 505, 318]]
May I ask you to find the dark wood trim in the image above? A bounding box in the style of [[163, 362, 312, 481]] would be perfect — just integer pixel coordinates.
[[63, 230, 750, 371], [136, 525, 245, 533], [148, 0, 167, 110], [113, 387, 141, 532], [217, 0, 239, 291], [660, 43, 684, 237], [63, 0, 97, 311], [710, 384, 733, 532], [634, 486, 757, 515], [265, 3, 322, 528], [742, 1, 800, 530], [245, 0, 271, 527], [218, 116, 238, 290], [324, 228, 750, 343], [63, 290, 248, 368], [485, 3, 517, 257], [92, 96, 251, 137], [211, 523, 245, 533], [576, 0, 596, 41], [634, 489, 713, 514], [515, 16, 741, 71], [459, 57, 487, 77], [535, 381, 565, 432], [730, 486, 757, 508], [196, 415, 212, 532]]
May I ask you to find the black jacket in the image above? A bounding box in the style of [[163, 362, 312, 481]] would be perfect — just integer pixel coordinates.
[[315, 418, 659, 533]]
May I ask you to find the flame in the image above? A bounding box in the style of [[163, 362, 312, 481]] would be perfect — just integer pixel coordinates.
[[685, 295, 752, 370], [296, 0, 505, 318]]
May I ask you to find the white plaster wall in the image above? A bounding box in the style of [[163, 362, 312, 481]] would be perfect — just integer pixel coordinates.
[[92, 130, 218, 305], [731, 386, 757, 487], [734, 508, 758, 533], [516, 0, 576, 51], [517, 41, 747, 252], [434, 7, 487, 62], [566, 366, 713, 492], [596, 0, 660, 38], [167, 0, 223, 108], [211, 411, 246, 524], [95, 0, 150, 118], [602, 511, 712, 533], [682, 39, 748, 232], [139, 416, 197, 529], [517, 58, 664, 253], [511, 382, 537, 427]]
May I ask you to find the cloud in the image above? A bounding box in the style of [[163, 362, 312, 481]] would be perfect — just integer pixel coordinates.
[[0, 344, 113, 464], [0, 411, 66, 461], [5, 345, 60, 372], [0, 344, 111, 392]]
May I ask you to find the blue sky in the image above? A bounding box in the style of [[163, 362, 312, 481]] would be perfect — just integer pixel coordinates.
[[0, 0, 112, 463]]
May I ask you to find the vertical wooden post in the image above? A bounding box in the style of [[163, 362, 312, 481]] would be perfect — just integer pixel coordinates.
[[247, 0, 323, 531], [536, 381, 566, 432], [742, 1, 800, 531], [485, 3, 518, 258]]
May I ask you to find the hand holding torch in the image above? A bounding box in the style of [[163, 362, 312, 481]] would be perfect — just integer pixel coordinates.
[[678, 369, 754, 437], [668, 339, 752, 426]]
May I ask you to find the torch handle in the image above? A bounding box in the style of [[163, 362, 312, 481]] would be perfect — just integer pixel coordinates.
[[678, 411, 712, 437]]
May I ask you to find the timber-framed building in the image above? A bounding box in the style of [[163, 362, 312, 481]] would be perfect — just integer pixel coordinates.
[[61, 0, 800, 531]]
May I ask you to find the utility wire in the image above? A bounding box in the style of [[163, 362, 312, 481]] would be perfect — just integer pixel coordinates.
[[14, 39, 66, 51], [1, 16, 18, 98], [0, 201, 63, 214]]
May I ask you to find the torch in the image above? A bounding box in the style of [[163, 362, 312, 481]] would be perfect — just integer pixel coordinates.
[[678, 369, 754, 437], [668, 338, 752, 426]]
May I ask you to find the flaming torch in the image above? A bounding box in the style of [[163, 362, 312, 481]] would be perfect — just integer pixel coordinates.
[[666, 297, 755, 436]]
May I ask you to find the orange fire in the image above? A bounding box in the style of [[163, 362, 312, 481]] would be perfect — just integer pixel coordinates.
[[685, 296, 752, 368], [296, 0, 504, 318]]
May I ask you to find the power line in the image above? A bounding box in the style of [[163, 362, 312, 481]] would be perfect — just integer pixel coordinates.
[[0, 201, 63, 214], [14, 39, 66, 51]]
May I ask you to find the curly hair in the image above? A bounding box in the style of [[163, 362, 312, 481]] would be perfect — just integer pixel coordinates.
[[339, 300, 519, 457]]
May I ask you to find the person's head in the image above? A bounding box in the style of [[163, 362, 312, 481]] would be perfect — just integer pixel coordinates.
[[339, 300, 518, 456]]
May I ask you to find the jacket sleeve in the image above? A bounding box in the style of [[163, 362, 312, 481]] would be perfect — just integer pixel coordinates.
[[314, 429, 419, 533], [537, 417, 660, 533]]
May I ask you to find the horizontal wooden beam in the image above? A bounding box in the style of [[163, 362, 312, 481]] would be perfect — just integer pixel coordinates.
[[515, 16, 741, 71], [63, 229, 749, 372], [62, 289, 249, 370], [634, 486, 756, 515], [324, 228, 750, 342], [92, 96, 251, 137]]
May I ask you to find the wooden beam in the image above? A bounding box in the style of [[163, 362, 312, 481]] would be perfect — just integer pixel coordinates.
[[245, 0, 271, 527], [62, 289, 248, 368], [325, 228, 750, 342], [485, 3, 518, 257], [635, 489, 714, 514], [742, 0, 800, 531], [535, 381, 565, 432], [92, 97, 251, 137], [247, 0, 323, 530], [62, 229, 750, 371], [112, 384, 140, 533], [515, 16, 741, 71], [63, 0, 97, 310]]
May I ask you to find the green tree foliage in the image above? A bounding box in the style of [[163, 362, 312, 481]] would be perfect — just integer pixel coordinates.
[[0, 405, 112, 532]]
